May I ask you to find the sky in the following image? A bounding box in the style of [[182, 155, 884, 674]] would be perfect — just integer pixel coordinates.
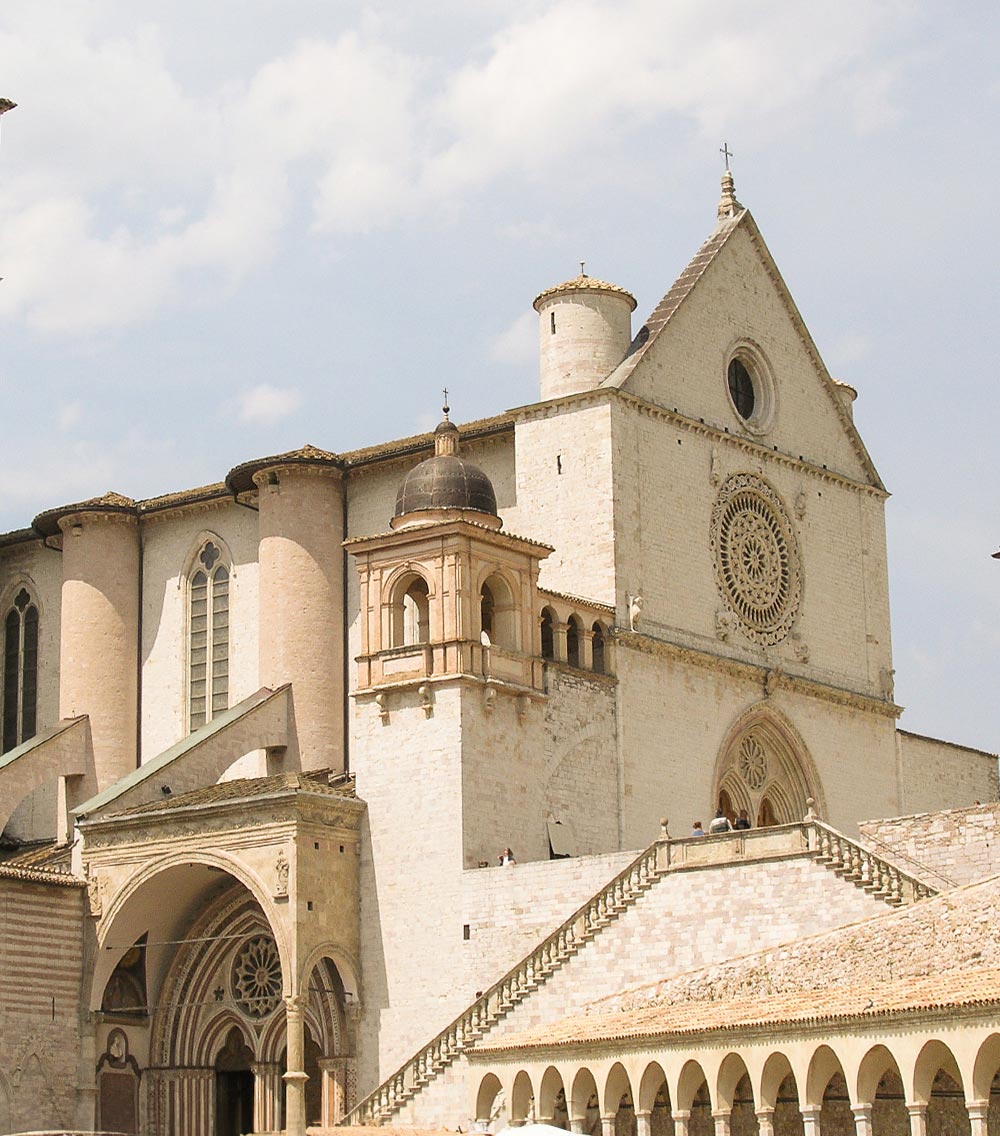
[[0, 1, 997, 753]]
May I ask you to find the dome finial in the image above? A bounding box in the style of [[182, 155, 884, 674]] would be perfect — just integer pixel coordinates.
[[580, 260, 586, 278], [434, 394, 459, 457], [717, 142, 743, 221]]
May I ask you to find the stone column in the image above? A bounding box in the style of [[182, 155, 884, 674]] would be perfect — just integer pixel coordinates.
[[636, 1110, 652, 1136], [756, 1108, 775, 1136], [283, 995, 308, 1136], [713, 1110, 732, 1136], [673, 1109, 692, 1136], [256, 464, 345, 772], [601, 1114, 616, 1136], [800, 1106, 822, 1136], [571, 1119, 587, 1134], [58, 507, 139, 794], [906, 1103, 928, 1136], [580, 628, 594, 669], [253, 1062, 284, 1132], [552, 620, 569, 662], [318, 1058, 346, 1127], [967, 1101, 989, 1136], [852, 1104, 873, 1136]]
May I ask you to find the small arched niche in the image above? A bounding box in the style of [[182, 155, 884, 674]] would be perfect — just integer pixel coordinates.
[[389, 572, 430, 648], [480, 573, 518, 650]]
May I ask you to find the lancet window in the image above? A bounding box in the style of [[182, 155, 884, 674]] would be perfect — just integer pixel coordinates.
[[189, 541, 230, 729], [2, 588, 38, 753]]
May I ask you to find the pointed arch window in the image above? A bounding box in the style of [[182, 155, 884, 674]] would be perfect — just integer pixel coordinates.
[[189, 542, 230, 729], [2, 588, 38, 753]]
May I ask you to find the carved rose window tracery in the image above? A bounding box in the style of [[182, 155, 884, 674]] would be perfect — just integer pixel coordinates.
[[710, 474, 801, 645], [737, 734, 768, 790], [232, 935, 282, 1019]]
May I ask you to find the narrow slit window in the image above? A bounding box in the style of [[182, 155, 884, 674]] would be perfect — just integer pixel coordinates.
[[2, 588, 39, 753], [550, 311, 556, 334]]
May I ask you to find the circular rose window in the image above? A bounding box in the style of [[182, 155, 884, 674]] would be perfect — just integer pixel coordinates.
[[711, 474, 801, 645], [232, 935, 282, 1019]]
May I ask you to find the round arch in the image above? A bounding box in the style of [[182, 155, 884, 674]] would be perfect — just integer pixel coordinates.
[[479, 568, 520, 651], [717, 1053, 752, 1111], [538, 1066, 568, 1127], [91, 850, 289, 1014], [476, 1073, 504, 1126], [805, 1045, 847, 1109], [713, 703, 826, 826], [638, 1061, 669, 1113], [675, 1059, 711, 1112], [759, 1052, 796, 1110], [972, 1033, 1000, 1101], [911, 1040, 965, 1106], [856, 1044, 904, 1105], [603, 1061, 633, 1115], [297, 941, 361, 1001], [511, 1069, 535, 1124], [571, 1066, 601, 1130]]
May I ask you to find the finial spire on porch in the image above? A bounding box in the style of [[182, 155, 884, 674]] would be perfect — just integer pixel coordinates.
[[717, 143, 743, 221]]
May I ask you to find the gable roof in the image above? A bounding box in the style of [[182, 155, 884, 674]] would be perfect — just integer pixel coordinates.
[[602, 203, 885, 491]]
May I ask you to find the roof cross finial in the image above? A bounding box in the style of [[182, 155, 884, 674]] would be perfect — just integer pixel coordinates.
[[580, 260, 586, 277], [716, 146, 743, 223], [442, 388, 450, 419]]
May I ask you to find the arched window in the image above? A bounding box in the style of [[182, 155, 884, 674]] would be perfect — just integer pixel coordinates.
[[389, 573, 430, 648], [3, 588, 38, 753], [592, 622, 606, 674], [189, 542, 230, 729], [566, 615, 582, 668], [540, 607, 555, 660], [480, 574, 517, 650]]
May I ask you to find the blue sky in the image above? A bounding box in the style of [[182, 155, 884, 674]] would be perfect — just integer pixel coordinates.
[[1, 1, 997, 752]]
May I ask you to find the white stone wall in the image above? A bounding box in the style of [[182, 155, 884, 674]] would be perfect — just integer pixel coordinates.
[[139, 501, 260, 763], [860, 797, 1000, 886], [390, 852, 890, 1128], [505, 401, 616, 605], [893, 731, 998, 820], [622, 223, 871, 485]]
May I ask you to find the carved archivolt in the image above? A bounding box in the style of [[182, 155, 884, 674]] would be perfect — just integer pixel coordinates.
[[710, 473, 801, 645]]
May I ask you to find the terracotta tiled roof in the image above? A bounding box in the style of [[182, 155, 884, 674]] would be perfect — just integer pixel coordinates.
[[475, 967, 1000, 1053], [33, 490, 139, 536], [226, 443, 341, 495], [533, 274, 637, 312], [107, 769, 357, 818], [0, 840, 73, 873]]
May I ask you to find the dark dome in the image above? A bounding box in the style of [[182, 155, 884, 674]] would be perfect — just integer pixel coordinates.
[[394, 454, 498, 518]]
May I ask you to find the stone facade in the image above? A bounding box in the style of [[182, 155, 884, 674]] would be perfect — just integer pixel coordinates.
[[0, 176, 996, 1136]]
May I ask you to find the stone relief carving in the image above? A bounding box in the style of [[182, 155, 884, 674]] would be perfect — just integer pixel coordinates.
[[87, 872, 104, 917], [793, 641, 810, 663], [274, 849, 289, 898], [375, 691, 389, 724], [418, 684, 434, 718], [483, 686, 496, 714], [715, 609, 738, 641], [764, 666, 783, 697], [795, 490, 807, 520], [711, 446, 722, 486]]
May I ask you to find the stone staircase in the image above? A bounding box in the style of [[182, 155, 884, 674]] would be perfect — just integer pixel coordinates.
[[808, 820, 938, 904], [343, 820, 937, 1126]]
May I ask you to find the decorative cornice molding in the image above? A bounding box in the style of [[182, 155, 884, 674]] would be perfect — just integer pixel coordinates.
[[615, 629, 900, 718]]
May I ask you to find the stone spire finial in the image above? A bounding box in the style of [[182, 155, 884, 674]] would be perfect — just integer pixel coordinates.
[[717, 168, 743, 222]]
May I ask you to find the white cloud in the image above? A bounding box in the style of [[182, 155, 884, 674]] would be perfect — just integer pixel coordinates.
[[237, 384, 303, 425], [0, 1, 911, 335], [56, 401, 83, 432], [490, 310, 536, 366]]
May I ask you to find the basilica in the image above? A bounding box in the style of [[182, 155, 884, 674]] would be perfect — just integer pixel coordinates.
[[0, 174, 996, 1136]]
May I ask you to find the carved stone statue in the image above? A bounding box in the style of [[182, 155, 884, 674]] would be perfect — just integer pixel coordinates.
[[627, 594, 644, 632], [715, 609, 737, 641], [274, 849, 289, 898]]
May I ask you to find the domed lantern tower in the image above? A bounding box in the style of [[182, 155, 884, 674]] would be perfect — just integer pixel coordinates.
[[347, 408, 551, 694]]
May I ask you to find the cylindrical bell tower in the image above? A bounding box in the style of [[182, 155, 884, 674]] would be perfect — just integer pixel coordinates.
[[252, 456, 345, 773], [533, 272, 636, 401], [35, 495, 140, 792]]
